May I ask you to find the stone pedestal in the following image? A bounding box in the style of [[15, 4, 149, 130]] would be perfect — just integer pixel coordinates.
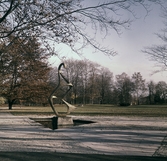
[[52, 116, 73, 129]]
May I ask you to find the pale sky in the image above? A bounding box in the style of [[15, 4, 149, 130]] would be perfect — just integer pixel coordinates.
[[49, 1, 167, 83]]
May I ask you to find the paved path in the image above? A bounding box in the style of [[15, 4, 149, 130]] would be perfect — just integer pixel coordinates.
[[0, 112, 167, 160]]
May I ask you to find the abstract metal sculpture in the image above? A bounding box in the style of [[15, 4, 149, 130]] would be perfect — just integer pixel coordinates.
[[48, 63, 76, 116]]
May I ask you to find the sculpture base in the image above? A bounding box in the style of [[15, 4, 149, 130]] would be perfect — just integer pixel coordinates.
[[52, 116, 73, 129]]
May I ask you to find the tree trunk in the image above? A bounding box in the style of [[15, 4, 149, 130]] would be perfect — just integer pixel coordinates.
[[137, 99, 140, 105], [8, 99, 15, 110]]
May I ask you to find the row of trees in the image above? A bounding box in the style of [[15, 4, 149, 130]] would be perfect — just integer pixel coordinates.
[[0, 36, 167, 109], [60, 60, 167, 106], [1, 1, 167, 109], [1, 39, 167, 109]]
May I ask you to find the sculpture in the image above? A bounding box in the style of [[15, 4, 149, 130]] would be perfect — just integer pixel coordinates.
[[48, 63, 76, 116]]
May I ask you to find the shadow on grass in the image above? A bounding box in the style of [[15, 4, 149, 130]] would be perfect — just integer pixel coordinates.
[[0, 153, 166, 161]]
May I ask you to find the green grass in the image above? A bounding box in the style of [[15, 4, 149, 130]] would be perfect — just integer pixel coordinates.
[[1, 104, 167, 117], [73, 104, 167, 117]]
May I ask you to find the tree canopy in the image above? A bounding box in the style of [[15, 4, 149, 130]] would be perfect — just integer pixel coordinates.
[[0, 37, 50, 109]]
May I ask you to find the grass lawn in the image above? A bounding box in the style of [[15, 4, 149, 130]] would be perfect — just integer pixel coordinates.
[[1, 104, 167, 117]]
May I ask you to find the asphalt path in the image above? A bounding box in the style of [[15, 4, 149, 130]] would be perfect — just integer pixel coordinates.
[[0, 111, 167, 160]]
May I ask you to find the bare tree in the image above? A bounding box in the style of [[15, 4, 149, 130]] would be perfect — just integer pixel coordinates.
[[155, 81, 167, 103], [64, 59, 101, 104], [79, 60, 90, 104], [0, 0, 163, 57], [97, 67, 113, 104], [115, 72, 133, 106], [144, 44, 167, 73], [131, 72, 146, 105], [147, 80, 156, 104], [60, 59, 114, 104], [64, 59, 85, 104], [143, 2, 167, 73]]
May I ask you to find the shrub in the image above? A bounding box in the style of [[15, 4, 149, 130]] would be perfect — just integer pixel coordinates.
[[0, 97, 6, 104]]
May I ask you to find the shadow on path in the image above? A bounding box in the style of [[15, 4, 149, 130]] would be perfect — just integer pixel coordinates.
[[0, 152, 166, 161]]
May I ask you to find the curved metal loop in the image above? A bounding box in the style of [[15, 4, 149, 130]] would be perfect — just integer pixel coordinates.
[[48, 63, 76, 116]]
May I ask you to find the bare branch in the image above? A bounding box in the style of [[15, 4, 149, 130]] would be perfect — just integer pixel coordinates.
[[0, 0, 14, 23], [0, 0, 164, 57]]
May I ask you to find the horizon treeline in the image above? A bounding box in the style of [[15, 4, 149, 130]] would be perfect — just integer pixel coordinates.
[[1, 55, 167, 108], [52, 59, 167, 106]]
